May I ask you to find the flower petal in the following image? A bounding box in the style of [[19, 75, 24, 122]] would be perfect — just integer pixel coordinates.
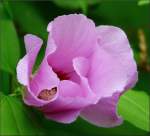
[[80, 26, 138, 127], [40, 80, 95, 123], [29, 60, 59, 96], [58, 80, 84, 97], [41, 80, 88, 112], [47, 14, 97, 72], [29, 36, 59, 96], [23, 86, 58, 107], [23, 36, 60, 107], [72, 57, 96, 102], [96, 26, 138, 89], [73, 57, 89, 77], [88, 48, 127, 97], [80, 93, 123, 127], [88, 26, 137, 98], [45, 109, 80, 124], [16, 34, 43, 86]]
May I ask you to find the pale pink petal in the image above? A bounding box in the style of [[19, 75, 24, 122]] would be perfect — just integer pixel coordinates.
[[29, 61, 59, 96], [40, 80, 95, 123], [23, 86, 58, 107], [45, 34, 57, 56], [88, 48, 128, 97], [17, 15, 138, 126], [88, 26, 137, 98], [58, 80, 84, 97], [24, 36, 60, 107], [24, 34, 43, 53], [96, 26, 138, 89], [80, 93, 123, 127], [72, 57, 97, 102], [17, 34, 59, 107], [17, 34, 42, 85], [45, 109, 80, 124], [23, 65, 59, 107], [80, 26, 138, 127], [47, 14, 97, 72], [47, 21, 53, 32], [73, 57, 89, 77], [41, 80, 89, 112], [29, 36, 59, 96], [44, 81, 82, 123]]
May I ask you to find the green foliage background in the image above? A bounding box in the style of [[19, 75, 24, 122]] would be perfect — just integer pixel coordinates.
[[0, 0, 150, 136]]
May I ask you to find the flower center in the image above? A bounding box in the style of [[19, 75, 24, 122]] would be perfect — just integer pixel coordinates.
[[38, 87, 57, 101], [55, 71, 70, 80]]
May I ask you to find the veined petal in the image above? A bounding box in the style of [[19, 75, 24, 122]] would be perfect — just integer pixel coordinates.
[[88, 26, 138, 98], [29, 60, 59, 96], [16, 34, 42, 86], [45, 109, 80, 124], [24, 37, 60, 107], [88, 48, 128, 97], [40, 79, 95, 123], [41, 80, 91, 112], [80, 26, 138, 127], [80, 93, 123, 127], [30, 35, 59, 96], [47, 14, 97, 72], [16, 15, 138, 126], [72, 57, 97, 102], [23, 86, 58, 107], [96, 26, 138, 89], [17, 34, 59, 107], [42, 80, 82, 123]]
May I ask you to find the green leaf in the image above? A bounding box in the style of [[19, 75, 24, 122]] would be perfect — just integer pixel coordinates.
[[40, 90, 149, 135], [118, 90, 150, 131], [134, 72, 150, 94], [0, 70, 10, 94], [7, 2, 48, 69], [138, 0, 150, 6], [0, 3, 20, 74], [0, 94, 45, 135], [41, 116, 147, 136], [0, 93, 148, 136], [8, 2, 47, 40], [53, 0, 100, 14], [2, 0, 13, 19], [53, 0, 88, 14], [90, 1, 150, 28]]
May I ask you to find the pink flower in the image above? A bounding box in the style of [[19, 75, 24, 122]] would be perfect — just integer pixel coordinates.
[[17, 14, 138, 127]]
